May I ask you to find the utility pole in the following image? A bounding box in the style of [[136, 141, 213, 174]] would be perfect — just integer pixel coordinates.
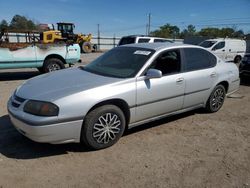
[[147, 13, 151, 36], [97, 24, 100, 51]]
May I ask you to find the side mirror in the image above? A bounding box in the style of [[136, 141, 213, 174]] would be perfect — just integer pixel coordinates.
[[145, 69, 162, 79]]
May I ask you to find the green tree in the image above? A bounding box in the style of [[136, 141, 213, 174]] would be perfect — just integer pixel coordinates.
[[219, 28, 234, 37], [180, 24, 196, 38], [199, 27, 221, 37], [9, 15, 38, 30], [233, 30, 244, 38], [150, 23, 180, 38], [199, 27, 244, 38], [0, 19, 9, 30]]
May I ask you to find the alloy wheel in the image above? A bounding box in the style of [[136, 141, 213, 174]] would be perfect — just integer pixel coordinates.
[[93, 113, 121, 144], [48, 63, 61, 72], [211, 87, 225, 111]]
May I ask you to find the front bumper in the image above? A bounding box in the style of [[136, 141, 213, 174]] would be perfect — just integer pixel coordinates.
[[8, 99, 83, 144]]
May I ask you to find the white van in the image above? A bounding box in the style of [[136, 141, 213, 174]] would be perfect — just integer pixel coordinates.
[[199, 38, 246, 63], [118, 35, 174, 46]]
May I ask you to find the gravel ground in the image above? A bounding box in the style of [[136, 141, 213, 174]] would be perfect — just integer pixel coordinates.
[[0, 53, 249, 188]]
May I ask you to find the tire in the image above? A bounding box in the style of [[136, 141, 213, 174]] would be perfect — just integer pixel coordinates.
[[205, 85, 226, 113], [82, 42, 92, 53], [234, 56, 241, 64], [43, 58, 65, 73], [81, 105, 126, 150], [37, 67, 44, 73]]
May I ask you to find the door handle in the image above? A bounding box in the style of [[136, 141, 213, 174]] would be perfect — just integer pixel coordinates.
[[210, 72, 217, 78], [176, 78, 184, 83]]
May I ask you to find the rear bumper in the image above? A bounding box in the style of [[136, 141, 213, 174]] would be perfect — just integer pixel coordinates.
[[227, 78, 240, 96]]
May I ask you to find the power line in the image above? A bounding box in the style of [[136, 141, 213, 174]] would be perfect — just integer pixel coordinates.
[[99, 18, 250, 35], [152, 17, 250, 28], [101, 25, 146, 33]]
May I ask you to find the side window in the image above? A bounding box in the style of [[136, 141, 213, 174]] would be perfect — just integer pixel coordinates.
[[183, 48, 216, 71], [138, 38, 150, 43], [212, 42, 225, 51], [154, 39, 166, 42], [150, 49, 181, 75], [154, 39, 172, 43]]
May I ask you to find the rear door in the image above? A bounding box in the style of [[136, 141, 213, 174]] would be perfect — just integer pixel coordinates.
[[135, 49, 185, 122], [182, 48, 217, 108]]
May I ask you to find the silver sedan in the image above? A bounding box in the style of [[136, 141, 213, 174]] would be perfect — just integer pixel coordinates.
[[8, 43, 240, 150]]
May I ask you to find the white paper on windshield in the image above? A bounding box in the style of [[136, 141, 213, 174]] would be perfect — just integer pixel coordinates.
[[134, 50, 151, 56]]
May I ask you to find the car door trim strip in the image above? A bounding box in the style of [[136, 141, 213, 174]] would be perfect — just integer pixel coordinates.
[[133, 87, 210, 108]]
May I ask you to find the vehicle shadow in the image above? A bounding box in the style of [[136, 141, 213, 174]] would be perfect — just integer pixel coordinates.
[[125, 110, 196, 136], [0, 110, 197, 160], [0, 115, 90, 160], [0, 71, 40, 81]]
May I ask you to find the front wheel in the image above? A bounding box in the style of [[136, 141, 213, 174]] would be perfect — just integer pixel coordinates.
[[205, 85, 226, 113], [81, 105, 126, 150]]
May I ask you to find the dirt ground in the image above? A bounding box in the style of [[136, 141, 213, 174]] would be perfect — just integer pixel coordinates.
[[0, 53, 249, 188]]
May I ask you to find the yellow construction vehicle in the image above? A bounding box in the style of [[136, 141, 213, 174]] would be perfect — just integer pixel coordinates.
[[41, 22, 94, 53]]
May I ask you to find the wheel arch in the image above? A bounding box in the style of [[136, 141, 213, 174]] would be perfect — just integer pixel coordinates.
[[85, 99, 131, 128], [44, 54, 66, 65], [217, 80, 229, 93], [234, 55, 242, 63]]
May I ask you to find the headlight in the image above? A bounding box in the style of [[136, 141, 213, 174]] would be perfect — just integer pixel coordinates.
[[24, 100, 59, 116]]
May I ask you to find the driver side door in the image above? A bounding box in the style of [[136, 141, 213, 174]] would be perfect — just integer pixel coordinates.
[[135, 49, 185, 122]]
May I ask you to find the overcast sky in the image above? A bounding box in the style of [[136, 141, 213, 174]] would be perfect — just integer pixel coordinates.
[[0, 0, 250, 37]]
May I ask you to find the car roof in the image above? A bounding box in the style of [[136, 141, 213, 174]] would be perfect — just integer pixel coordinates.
[[119, 42, 200, 51], [205, 38, 245, 41], [121, 35, 172, 40]]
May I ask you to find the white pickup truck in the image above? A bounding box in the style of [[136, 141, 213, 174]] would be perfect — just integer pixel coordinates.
[[0, 43, 81, 73]]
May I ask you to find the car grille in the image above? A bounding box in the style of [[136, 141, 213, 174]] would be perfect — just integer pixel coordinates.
[[11, 94, 26, 108]]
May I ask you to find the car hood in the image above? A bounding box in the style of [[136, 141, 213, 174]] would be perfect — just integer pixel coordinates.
[[15, 67, 123, 101]]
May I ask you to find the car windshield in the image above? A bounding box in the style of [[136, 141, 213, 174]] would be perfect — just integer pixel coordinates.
[[84, 47, 155, 78], [199, 41, 217, 48]]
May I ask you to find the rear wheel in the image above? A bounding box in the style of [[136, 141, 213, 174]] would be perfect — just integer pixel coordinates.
[[43, 58, 65, 73], [205, 85, 226, 113], [234, 56, 241, 64], [81, 105, 126, 150], [82, 42, 92, 53]]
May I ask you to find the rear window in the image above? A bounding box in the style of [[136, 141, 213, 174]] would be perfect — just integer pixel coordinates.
[[118, 37, 136, 46]]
